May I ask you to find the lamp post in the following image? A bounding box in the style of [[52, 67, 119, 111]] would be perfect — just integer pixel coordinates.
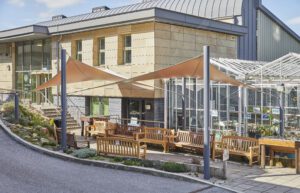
[[203, 45, 211, 180]]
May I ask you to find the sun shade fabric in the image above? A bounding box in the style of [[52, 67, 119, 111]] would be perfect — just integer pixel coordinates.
[[35, 57, 124, 91], [123, 55, 245, 86]]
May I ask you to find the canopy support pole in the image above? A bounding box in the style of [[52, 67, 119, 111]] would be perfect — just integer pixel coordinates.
[[14, 92, 19, 123], [164, 80, 168, 128], [238, 87, 242, 136], [279, 84, 285, 137], [203, 46, 211, 180], [61, 49, 67, 150]]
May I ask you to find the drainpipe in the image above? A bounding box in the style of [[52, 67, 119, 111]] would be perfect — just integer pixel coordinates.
[[56, 34, 62, 107]]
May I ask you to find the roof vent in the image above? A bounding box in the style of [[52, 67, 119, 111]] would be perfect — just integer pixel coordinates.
[[92, 6, 110, 13], [52, 15, 67, 21]]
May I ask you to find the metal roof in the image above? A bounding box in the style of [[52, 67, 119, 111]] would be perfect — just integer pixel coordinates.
[[36, 0, 243, 27], [250, 53, 300, 79], [211, 58, 266, 77]]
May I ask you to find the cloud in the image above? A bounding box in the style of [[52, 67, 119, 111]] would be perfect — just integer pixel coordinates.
[[35, 0, 83, 8], [7, 0, 25, 7], [288, 16, 300, 25]]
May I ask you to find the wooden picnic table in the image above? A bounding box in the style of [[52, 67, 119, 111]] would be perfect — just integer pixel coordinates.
[[259, 138, 300, 174], [80, 116, 109, 136]]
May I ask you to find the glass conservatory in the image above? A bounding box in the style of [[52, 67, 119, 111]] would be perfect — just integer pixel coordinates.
[[167, 53, 300, 136]]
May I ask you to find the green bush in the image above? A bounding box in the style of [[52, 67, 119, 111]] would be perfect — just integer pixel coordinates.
[[71, 148, 97, 159], [123, 159, 143, 166], [160, 162, 187, 173], [111, 157, 125, 162]]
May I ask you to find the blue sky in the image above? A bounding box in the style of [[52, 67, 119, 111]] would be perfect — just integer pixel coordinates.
[[0, 0, 299, 36]]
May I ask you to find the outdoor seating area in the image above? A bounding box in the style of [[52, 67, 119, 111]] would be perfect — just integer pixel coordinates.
[[78, 116, 299, 175]]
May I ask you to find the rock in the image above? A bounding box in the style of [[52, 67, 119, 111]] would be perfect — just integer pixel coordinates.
[[40, 138, 50, 144], [32, 133, 38, 138]]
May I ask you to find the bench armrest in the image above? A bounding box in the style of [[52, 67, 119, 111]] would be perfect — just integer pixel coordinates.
[[168, 135, 178, 143]]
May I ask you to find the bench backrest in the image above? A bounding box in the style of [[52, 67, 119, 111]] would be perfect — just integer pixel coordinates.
[[94, 121, 107, 134], [177, 130, 214, 146], [97, 137, 140, 157], [222, 136, 258, 153], [56, 129, 77, 148], [144, 127, 168, 141]]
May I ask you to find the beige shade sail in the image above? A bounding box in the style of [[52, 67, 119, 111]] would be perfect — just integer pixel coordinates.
[[35, 57, 125, 91], [67, 55, 246, 95], [126, 55, 245, 86]]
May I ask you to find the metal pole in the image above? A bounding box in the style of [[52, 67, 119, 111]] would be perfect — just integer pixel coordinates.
[[279, 84, 284, 137], [182, 78, 186, 130], [164, 80, 168, 128], [238, 86, 242, 136], [203, 45, 211, 180], [61, 49, 67, 150], [14, 92, 19, 123], [56, 41, 60, 107]]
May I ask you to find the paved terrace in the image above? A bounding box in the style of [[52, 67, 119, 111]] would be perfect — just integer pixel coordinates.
[[88, 138, 300, 193]]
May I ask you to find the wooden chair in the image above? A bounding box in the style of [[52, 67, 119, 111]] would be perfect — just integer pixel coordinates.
[[85, 120, 107, 139], [105, 122, 143, 140], [169, 130, 215, 160], [216, 136, 259, 166], [96, 137, 147, 159], [136, 127, 170, 153], [56, 129, 90, 149]]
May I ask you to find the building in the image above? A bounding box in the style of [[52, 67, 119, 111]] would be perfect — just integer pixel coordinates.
[[0, 0, 300, 128]]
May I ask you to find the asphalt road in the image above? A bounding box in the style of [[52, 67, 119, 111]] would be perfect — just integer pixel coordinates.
[[0, 128, 232, 193]]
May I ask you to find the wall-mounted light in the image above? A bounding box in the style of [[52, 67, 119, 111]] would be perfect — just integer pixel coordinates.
[[7, 65, 10, 71]]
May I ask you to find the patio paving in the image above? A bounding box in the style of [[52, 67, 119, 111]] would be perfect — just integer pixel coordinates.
[[86, 138, 300, 193]]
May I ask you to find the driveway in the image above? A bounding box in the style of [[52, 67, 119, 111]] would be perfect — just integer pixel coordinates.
[[0, 128, 232, 193]]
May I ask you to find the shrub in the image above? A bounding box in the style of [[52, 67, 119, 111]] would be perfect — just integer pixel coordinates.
[[160, 162, 187, 173], [123, 159, 142, 166], [111, 157, 125, 162], [71, 148, 97, 159]]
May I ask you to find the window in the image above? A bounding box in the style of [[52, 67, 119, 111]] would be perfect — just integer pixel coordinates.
[[98, 38, 105, 65], [76, 40, 82, 62], [124, 35, 132, 64]]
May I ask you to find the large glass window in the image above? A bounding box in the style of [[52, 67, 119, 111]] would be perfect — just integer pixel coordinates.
[[16, 45, 23, 71], [31, 40, 43, 70], [43, 39, 51, 70], [23, 42, 31, 71], [76, 40, 82, 62], [98, 37, 105, 66], [124, 35, 132, 64]]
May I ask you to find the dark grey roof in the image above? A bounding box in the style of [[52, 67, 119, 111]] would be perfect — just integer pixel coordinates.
[[36, 0, 243, 27]]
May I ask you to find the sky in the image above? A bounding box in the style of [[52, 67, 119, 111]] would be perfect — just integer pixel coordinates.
[[0, 0, 299, 36]]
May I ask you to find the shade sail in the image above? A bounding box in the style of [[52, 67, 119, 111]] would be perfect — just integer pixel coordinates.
[[35, 57, 125, 91], [123, 55, 245, 86]]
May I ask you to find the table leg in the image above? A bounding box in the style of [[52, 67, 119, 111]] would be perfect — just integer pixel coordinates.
[[270, 148, 274, 167], [261, 145, 266, 168], [296, 148, 300, 174], [81, 121, 84, 136]]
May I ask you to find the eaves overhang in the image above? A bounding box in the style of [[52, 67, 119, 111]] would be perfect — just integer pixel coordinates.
[[0, 25, 49, 43]]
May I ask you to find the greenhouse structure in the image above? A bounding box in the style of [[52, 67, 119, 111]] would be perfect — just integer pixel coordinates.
[[167, 53, 300, 137]]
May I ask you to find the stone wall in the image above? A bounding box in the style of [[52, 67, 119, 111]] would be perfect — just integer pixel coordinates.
[[154, 22, 238, 98]]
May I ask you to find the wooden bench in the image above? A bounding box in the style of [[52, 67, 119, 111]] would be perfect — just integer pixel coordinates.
[[169, 130, 216, 160], [105, 122, 143, 140], [85, 120, 107, 139], [56, 129, 90, 149], [216, 136, 259, 166], [96, 137, 147, 159], [136, 127, 170, 153]]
